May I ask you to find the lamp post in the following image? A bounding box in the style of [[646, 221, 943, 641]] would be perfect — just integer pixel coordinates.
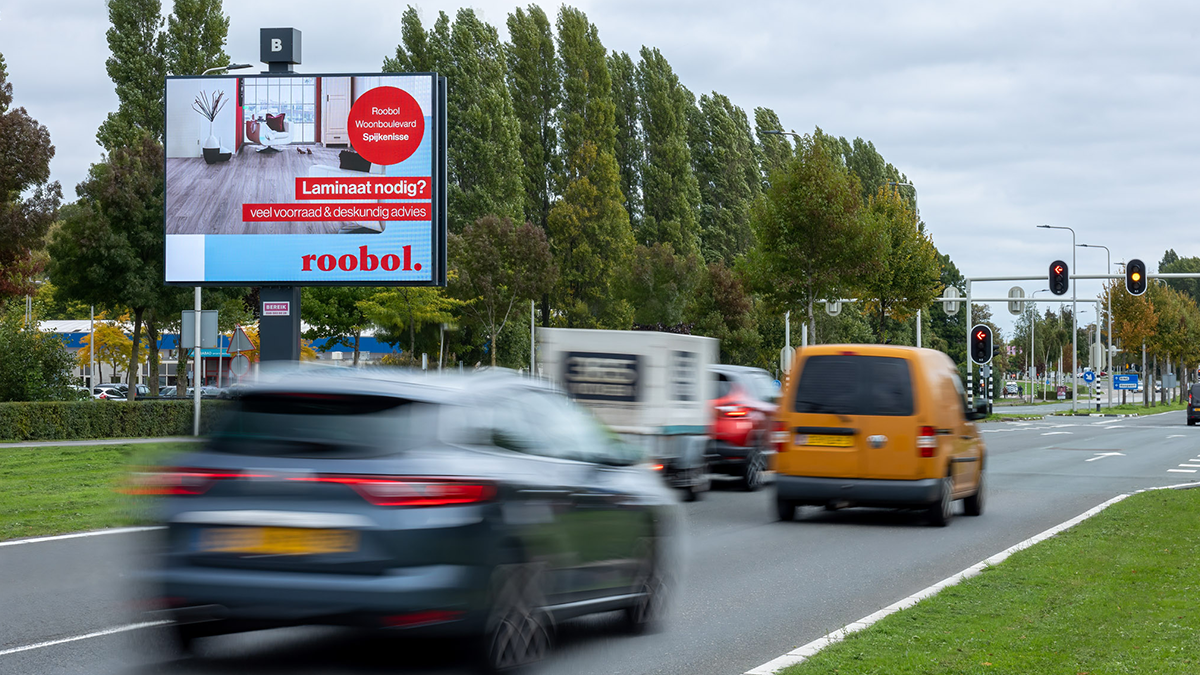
[[1038, 225, 1077, 412], [1029, 289, 1049, 403], [1077, 243, 1112, 409]]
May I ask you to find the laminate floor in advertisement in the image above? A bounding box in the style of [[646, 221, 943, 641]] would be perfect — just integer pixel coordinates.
[[166, 146, 386, 235]]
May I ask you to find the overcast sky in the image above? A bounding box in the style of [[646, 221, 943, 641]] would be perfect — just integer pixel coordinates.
[[5, 1, 1199, 337]]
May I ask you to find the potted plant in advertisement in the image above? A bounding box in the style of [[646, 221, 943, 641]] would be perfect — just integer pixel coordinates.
[[193, 90, 231, 164]]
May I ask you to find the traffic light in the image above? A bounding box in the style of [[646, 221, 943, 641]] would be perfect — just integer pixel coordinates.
[[1049, 260, 1069, 296], [970, 324, 993, 365], [1126, 258, 1147, 296]]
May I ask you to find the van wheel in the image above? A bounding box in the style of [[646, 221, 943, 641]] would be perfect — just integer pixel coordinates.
[[776, 495, 796, 522], [927, 475, 954, 527], [964, 472, 985, 516]]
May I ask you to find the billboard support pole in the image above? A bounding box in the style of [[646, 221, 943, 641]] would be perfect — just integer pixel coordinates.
[[193, 287, 202, 436]]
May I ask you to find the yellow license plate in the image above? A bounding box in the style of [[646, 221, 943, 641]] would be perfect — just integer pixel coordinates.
[[198, 527, 359, 555], [801, 434, 854, 447]]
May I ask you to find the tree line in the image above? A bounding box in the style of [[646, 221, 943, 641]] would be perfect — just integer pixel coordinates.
[[3, 1, 990, 402]]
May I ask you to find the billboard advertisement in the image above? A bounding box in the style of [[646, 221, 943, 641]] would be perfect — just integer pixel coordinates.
[[163, 73, 446, 286]]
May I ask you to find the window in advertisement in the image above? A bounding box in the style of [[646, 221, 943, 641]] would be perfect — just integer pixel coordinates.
[[243, 77, 317, 144]]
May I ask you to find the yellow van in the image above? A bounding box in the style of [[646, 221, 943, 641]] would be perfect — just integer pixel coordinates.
[[773, 344, 987, 526]]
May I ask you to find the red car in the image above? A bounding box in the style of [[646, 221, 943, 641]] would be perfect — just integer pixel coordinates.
[[707, 365, 780, 490]]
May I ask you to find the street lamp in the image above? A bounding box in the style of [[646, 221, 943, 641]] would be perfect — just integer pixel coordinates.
[[1038, 224, 1078, 412], [761, 129, 800, 139], [201, 63, 252, 76], [1077, 243, 1112, 409], [1029, 288, 1049, 403]]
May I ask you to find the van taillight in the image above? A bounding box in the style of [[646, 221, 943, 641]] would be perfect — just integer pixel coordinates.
[[771, 420, 790, 453], [917, 426, 937, 457]]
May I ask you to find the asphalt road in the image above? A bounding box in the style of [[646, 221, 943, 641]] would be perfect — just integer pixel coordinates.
[[3, 410, 1198, 675]]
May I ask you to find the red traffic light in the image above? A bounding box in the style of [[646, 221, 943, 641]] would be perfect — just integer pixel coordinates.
[[976, 331, 985, 340], [1053, 265, 1063, 274]]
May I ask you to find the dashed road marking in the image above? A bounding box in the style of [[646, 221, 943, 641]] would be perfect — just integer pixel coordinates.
[[1168, 469, 1197, 473]]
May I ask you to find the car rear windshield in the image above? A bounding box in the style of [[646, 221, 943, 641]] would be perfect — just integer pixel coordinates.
[[211, 393, 439, 457], [793, 355, 914, 416]]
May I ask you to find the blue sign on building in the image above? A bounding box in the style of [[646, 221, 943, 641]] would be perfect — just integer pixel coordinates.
[[1113, 373, 1139, 390]]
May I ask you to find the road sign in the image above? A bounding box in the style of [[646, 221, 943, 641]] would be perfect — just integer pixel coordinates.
[[1082, 371, 1096, 384], [180, 310, 218, 349], [825, 300, 842, 317], [1007, 286, 1025, 315], [981, 364, 991, 379], [1113, 373, 1139, 390], [943, 287, 961, 315], [230, 354, 251, 377], [229, 325, 254, 353]]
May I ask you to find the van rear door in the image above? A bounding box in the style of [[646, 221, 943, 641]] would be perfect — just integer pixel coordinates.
[[784, 354, 918, 480]]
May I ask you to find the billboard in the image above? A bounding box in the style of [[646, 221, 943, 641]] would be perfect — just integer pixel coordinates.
[[163, 73, 446, 286]]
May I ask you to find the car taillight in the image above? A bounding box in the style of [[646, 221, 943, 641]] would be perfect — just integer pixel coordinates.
[[121, 468, 244, 496], [917, 426, 937, 458], [717, 404, 750, 417], [315, 476, 496, 507], [771, 420, 790, 453]]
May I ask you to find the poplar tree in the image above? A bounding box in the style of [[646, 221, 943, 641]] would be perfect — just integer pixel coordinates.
[[857, 186, 941, 343], [608, 50, 642, 231], [386, 8, 523, 233], [635, 47, 700, 255], [547, 7, 633, 328], [754, 106, 792, 182], [97, 0, 166, 150], [689, 91, 760, 264], [506, 5, 561, 232], [162, 0, 230, 76]]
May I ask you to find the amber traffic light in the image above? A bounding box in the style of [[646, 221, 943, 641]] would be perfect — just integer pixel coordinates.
[[1126, 258, 1147, 296]]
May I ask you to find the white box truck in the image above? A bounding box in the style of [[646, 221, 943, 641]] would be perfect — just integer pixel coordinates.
[[538, 328, 718, 500]]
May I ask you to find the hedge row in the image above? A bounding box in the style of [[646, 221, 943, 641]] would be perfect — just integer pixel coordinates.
[[0, 400, 229, 442]]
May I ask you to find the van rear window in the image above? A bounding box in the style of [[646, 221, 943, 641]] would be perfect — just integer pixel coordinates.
[[793, 355, 914, 416]]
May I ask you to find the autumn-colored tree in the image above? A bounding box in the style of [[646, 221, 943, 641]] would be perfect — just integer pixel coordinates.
[[0, 52, 61, 299]]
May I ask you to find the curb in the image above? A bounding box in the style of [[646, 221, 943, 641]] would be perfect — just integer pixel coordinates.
[[743, 480, 1200, 675]]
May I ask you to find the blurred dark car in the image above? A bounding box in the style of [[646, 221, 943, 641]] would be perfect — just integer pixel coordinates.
[[159, 386, 177, 397], [706, 365, 779, 490], [134, 368, 679, 671], [1188, 384, 1200, 426]]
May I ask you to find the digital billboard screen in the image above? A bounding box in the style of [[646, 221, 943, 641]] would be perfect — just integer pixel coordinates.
[[163, 73, 446, 286]]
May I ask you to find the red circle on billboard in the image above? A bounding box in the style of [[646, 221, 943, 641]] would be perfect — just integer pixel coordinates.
[[347, 86, 425, 166]]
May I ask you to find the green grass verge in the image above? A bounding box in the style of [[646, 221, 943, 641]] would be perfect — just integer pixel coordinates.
[[0, 442, 190, 541], [982, 414, 1044, 422], [779, 487, 1200, 675], [1052, 401, 1188, 416]]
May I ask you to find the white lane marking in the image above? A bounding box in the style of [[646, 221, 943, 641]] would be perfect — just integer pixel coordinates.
[[1086, 452, 1126, 462], [1168, 469, 1197, 473], [1178, 464, 1200, 468], [0, 621, 169, 656], [1094, 419, 1123, 425], [1042, 431, 1073, 436], [1168, 435, 1187, 439], [744, 480, 1200, 675], [0, 526, 165, 548]]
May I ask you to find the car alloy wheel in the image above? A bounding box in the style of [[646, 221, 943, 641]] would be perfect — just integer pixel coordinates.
[[742, 450, 766, 492], [484, 564, 551, 672], [625, 566, 668, 634]]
